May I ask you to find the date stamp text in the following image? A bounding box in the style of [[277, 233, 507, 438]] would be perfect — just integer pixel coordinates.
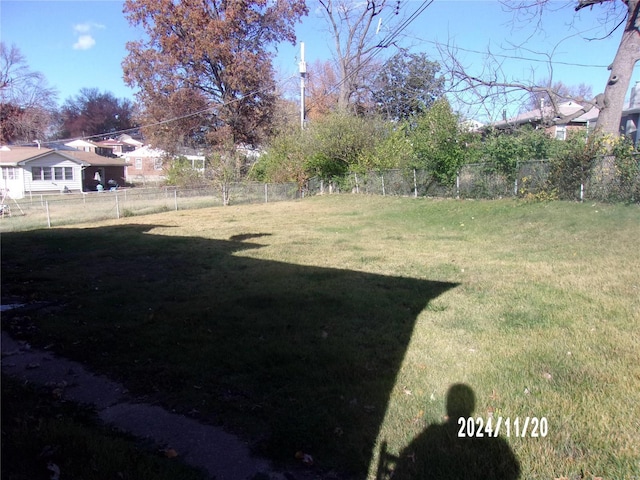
[[457, 416, 548, 438]]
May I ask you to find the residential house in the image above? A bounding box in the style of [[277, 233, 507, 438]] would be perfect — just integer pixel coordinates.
[[492, 81, 640, 143], [491, 101, 599, 140], [64, 139, 99, 152], [620, 81, 639, 145], [0, 146, 128, 199], [123, 145, 167, 185], [93, 135, 140, 157]]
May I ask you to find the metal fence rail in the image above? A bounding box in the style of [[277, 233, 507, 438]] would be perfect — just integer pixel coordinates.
[[308, 158, 640, 203], [3, 158, 637, 232], [0, 182, 301, 231]]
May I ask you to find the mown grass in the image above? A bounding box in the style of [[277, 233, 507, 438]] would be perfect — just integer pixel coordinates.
[[1, 195, 639, 479]]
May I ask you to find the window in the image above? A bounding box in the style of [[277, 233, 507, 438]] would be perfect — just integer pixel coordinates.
[[555, 126, 567, 141], [135, 158, 142, 170], [32, 166, 73, 181], [1, 167, 18, 180], [154, 158, 163, 170]]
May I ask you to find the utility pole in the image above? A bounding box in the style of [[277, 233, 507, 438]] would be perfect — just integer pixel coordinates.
[[299, 42, 306, 130]]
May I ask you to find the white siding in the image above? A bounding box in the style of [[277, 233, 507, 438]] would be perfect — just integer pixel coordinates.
[[1, 166, 24, 199], [23, 153, 83, 194]]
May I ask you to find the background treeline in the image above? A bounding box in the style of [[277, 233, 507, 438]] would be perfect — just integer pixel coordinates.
[[247, 99, 639, 201]]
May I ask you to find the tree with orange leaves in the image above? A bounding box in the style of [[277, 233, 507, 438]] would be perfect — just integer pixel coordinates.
[[122, 0, 307, 152]]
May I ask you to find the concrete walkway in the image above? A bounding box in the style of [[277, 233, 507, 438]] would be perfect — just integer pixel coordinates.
[[1, 330, 317, 480]]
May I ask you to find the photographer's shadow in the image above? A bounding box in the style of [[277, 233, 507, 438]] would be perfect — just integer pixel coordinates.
[[379, 383, 521, 480]]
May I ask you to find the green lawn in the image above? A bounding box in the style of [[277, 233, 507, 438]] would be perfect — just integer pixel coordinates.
[[2, 196, 638, 479]]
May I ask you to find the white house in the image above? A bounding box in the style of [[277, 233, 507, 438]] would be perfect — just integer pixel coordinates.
[[0, 146, 128, 199]]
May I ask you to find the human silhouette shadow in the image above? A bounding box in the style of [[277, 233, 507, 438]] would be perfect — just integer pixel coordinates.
[[381, 383, 521, 480]]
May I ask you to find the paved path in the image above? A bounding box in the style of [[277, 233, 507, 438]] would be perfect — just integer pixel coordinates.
[[1, 330, 308, 480]]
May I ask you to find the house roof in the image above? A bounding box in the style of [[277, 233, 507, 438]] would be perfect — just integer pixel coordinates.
[[95, 138, 124, 147], [493, 101, 599, 129], [124, 145, 165, 158], [0, 146, 129, 167], [65, 139, 99, 149], [118, 134, 144, 147]]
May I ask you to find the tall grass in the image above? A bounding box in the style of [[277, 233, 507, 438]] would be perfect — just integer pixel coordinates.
[[1, 196, 638, 479]]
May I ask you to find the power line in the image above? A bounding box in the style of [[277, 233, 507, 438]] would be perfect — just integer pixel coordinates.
[[306, 0, 435, 112], [33, 74, 298, 147], [408, 35, 611, 69]]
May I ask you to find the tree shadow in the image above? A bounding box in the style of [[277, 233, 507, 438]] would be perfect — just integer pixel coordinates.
[[1, 224, 458, 476], [377, 383, 521, 480]]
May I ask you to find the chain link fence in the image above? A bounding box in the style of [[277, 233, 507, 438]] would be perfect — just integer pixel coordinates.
[[3, 157, 637, 232], [0, 182, 301, 231], [307, 156, 640, 203]]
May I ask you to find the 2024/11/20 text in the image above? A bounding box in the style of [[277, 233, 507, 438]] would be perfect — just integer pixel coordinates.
[[458, 416, 548, 438]]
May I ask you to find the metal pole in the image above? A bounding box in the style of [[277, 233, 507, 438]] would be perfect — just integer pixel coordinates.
[[299, 42, 306, 130], [45, 201, 51, 228]]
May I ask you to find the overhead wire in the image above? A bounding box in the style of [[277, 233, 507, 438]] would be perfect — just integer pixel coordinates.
[[305, 0, 436, 112], [33, 74, 299, 147]]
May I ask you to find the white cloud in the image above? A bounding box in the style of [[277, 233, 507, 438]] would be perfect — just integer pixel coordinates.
[[72, 22, 105, 50], [73, 35, 96, 50], [73, 22, 105, 33]]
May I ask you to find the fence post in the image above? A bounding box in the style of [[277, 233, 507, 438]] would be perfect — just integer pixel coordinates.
[[354, 173, 359, 194], [265, 183, 268, 203], [115, 194, 120, 219], [174, 189, 178, 211], [413, 169, 418, 198], [381, 174, 386, 196], [580, 182, 584, 202], [456, 172, 460, 199], [45, 201, 51, 228]]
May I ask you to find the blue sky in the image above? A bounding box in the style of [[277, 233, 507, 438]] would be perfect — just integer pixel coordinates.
[[1, 0, 638, 121]]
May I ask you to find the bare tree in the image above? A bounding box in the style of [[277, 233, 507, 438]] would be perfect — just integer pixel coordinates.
[[522, 79, 593, 112], [317, 0, 401, 112], [444, 0, 638, 135], [0, 43, 58, 143]]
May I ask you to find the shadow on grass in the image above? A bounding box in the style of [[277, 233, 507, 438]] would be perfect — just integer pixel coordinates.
[[1, 224, 458, 476], [376, 384, 521, 480]]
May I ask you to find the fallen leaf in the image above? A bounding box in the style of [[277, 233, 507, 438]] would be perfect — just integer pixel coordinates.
[[163, 448, 178, 458], [402, 386, 412, 395]]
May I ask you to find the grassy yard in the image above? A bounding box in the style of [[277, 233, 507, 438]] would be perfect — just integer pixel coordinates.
[[1, 195, 639, 479]]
